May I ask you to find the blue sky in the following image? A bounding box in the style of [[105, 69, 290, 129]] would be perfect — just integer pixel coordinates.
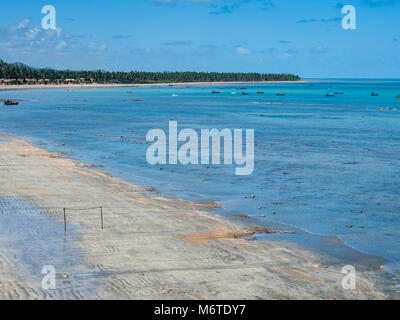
[[0, 0, 399, 77]]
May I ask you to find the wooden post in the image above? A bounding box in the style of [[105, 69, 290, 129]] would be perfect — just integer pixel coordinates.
[[100, 206, 103, 230], [63, 208, 67, 233]]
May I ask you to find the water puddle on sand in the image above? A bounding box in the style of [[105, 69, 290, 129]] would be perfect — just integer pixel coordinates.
[[0, 196, 100, 299]]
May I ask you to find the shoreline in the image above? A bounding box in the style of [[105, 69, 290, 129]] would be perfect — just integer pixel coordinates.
[[0, 80, 305, 92], [0, 130, 398, 299]]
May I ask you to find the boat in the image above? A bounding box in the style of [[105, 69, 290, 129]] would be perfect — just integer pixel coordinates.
[[276, 92, 285, 96], [371, 92, 379, 96], [3, 99, 19, 105], [257, 91, 264, 94], [211, 90, 220, 94], [334, 92, 344, 95], [242, 92, 249, 95], [237, 87, 248, 90], [325, 93, 334, 97], [396, 94, 400, 99]]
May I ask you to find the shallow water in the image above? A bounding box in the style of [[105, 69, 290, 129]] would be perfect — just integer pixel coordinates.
[[1, 79, 399, 271], [0, 196, 99, 298]]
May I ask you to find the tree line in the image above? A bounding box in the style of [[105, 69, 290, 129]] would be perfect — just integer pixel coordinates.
[[0, 59, 301, 84]]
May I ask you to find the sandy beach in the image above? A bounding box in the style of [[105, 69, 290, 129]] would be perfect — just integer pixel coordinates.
[[0, 81, 305, 92], [0, 131, 397, 300]]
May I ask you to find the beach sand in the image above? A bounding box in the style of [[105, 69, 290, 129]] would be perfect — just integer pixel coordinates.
[[0, 132, 395, 300], [0, 81, 305, 92]]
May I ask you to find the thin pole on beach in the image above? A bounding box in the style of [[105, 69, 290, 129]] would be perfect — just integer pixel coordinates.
[[63, 208, 67, 233], [100, 206, 104, 230]]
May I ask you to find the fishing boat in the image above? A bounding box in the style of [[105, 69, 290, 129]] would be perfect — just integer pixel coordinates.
[[3, 99, 19, 105], [334, 92, 344, 95], [371, 92, 379, 97], [325, 93, 334, 97], [211, 90, 220, 94], [276, 92, 285, 96], [242, 92, 249, 95], [396, 94, 400, 99], [257, 91, 264, 94]]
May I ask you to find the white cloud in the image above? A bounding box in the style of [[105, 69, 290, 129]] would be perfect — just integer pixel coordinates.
[[309, 45, 328, 54], [235, 46, 251, 54], [88, 42, 108, 51], [25, 27, 41, 40], [278, 53, 293, 59], [7, 19, 30, 33], [56, 41, 67, 50], [0, 19, 108, 65]]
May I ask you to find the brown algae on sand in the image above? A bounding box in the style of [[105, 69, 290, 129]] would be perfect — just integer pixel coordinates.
[[178, 227, 276, 246]]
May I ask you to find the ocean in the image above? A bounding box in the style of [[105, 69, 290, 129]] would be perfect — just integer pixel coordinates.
[[1, 79, 399, 272]]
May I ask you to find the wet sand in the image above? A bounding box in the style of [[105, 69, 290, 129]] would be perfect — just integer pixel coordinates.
[[0, 132, 396, 300], [0, 81, 305, 92]]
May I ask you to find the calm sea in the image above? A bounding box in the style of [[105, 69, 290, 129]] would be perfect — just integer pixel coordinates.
[[1, 79, 399, 271]]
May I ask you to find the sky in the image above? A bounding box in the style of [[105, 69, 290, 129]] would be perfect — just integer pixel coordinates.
[[0, 0, 399, 78]]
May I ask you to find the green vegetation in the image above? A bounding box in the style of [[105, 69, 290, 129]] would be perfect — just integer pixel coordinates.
[[0, 59, 301, 84]]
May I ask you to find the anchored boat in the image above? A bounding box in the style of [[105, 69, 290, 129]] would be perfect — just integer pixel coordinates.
[[3, 99, 19, 105]]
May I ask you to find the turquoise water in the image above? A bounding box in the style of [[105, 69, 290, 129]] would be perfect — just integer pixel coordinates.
[[1, 80, 400, 270]]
